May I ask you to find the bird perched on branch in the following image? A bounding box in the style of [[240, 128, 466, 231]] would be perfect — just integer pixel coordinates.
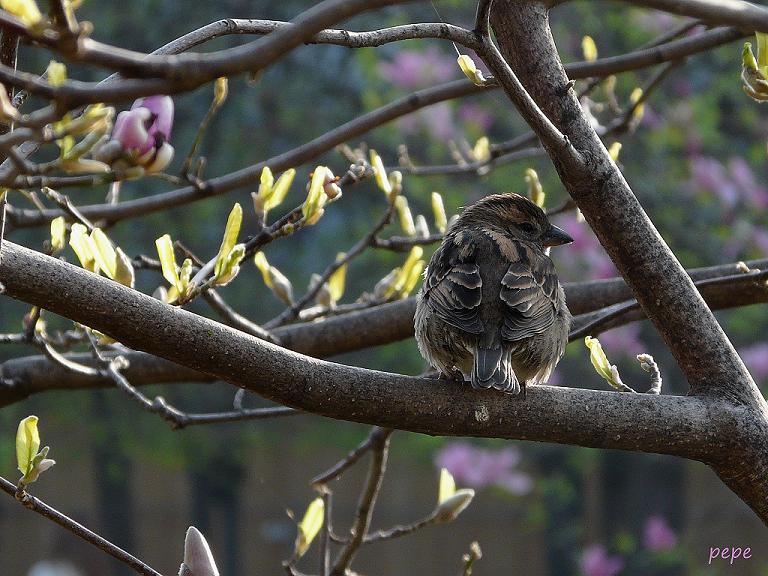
[[414, 193, 572, 395]]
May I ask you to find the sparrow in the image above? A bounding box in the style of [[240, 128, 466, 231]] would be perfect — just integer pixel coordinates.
[[414, 193, 573, 395]]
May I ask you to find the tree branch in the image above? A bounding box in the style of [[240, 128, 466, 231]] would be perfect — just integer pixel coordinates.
[[4, 26, 746, 230], [615, 0, 768, 32], [1, 257, 765, 406], [489, 0, 762, 404], [0, 477, 162, 576], [488, 0, 768, 522], [0, 242, 761, 466]]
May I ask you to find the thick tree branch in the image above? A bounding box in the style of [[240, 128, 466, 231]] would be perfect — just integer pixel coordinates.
[[1, 258, 765, 405], [3, 239, 768, 528], [489, 1, 762, 404], [2, 242, 767, 524], [0, 240, 741, 463], [489, 0, 768, 522], [615, 0, 768, 32], [0, 0, 423, 106]]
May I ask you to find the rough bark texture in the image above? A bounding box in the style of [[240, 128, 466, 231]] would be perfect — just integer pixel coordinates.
[[2, 258, 766, 405], [0, 240, 746, 463], [488, 0, 768, 524]]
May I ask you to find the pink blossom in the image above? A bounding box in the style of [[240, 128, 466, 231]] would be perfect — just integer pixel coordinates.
[[687, 155, 768, 210], [111, 95, 174, 172], [580, 545, 625, 576], [434, 442, 532, 495], [600, 324, 645, 358], [753, 228, 768, 256], [553, 214, 616, 281], [458, 103, 493, 131], [395, 102, 456, 140], [643, 515, 678, 552], [728, 157, 768, 209], [379, 47, 456, 89], [689, 156, 738, 208], [633, 11, 684, 34], [740, 342, 768, 383]]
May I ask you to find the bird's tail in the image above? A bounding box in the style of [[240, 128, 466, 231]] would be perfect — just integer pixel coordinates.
[[471, 345, 520, 394]]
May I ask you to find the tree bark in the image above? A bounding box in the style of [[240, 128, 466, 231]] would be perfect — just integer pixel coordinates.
[[1, 240, 767, 523], [487, 0, 768, 524]]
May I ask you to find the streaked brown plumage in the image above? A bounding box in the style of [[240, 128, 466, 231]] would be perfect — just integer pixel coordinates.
[[414, 193, 572, 395]]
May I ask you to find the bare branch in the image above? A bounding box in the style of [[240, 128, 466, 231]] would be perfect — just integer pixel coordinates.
[[615, 0, 768, 32], [0, 476, 162, 576], [5, 26, 746, 229], [311, 427, 391, 486], [0, 240, 757, 467], [331, 428, 392, 575], [2, 257, 765, 407]]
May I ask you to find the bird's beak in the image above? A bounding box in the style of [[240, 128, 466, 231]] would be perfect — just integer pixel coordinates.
[[543, 225, 574, 247]]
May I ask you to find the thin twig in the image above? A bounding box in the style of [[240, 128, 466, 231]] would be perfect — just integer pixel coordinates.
[[318, 486, 332, 576], [39, 186, 95, 230], [265, 198, 396, 328], [372, 233, 442, 252], [0, 476, 162, 576], [330, 427, 393, 576], [363, 515, 436, 543], [311, 426, 391, 486], [104, 356, 298, 429], [181, 87, 225, 176]]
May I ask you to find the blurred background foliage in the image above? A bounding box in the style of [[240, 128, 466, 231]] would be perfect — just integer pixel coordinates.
[[0, 1, 767, 575]]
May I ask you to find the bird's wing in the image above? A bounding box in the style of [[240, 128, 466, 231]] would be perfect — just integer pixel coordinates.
[[500, 243, 560, 341], [421, 235, 484, 334]]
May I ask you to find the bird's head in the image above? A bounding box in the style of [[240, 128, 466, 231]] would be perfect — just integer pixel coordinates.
[[457, 193, 573, 248]]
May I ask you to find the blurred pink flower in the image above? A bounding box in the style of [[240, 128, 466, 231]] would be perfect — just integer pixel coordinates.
[[687, 155, 768, 210], [600, 324, 645, 358], [580, 544, 625, 576], [434, 442, 533, 495], [633, 11, 684, 33], [396, 102, 456, 140], [379, 47, 456, 89], [458, 103, 493, 131], [753, 228, 768, 256], [740, 342, 768, 382], [643, 515, 678, 552], [553, 214, 617, 281], [689, 156, 738, 208], [728, 157, 768, 209]]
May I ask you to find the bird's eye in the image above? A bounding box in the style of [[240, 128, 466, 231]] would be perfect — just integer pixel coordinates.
[[518, 222, 536, 235]]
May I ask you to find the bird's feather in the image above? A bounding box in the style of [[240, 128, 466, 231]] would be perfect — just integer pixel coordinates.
[[471, 345, 520, 393], [500, 243, 560, 342], [421, 237, 484, 334]]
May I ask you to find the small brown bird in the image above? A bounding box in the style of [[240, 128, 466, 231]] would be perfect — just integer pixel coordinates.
[[414, 193, 572, 395]]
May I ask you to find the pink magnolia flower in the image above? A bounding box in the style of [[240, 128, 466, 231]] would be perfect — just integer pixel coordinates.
[[687, 155, 768, 211], [740, 342, 768, 383], [643, 515, 678, 552], [728, 157, 768, 209], [458, 103, 493, 132], [434, 442, 533, 495], [379, 47, 456, 89], [580, 544, 625, 576], [600, 324, 645, 358], [753, 227, 768, 256], [111, 95, 174, 173]]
